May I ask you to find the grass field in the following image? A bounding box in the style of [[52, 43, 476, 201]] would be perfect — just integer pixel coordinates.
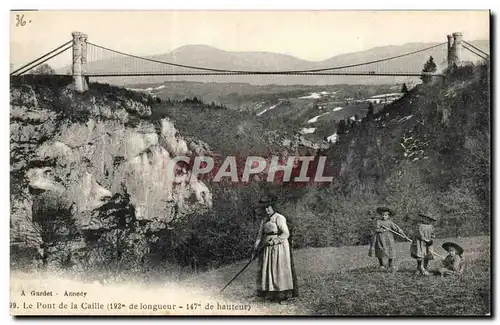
[[9, 237, 490, 316], [191, 236, 490, 316]]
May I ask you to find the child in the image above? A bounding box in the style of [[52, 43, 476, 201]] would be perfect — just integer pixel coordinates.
[[410, 213, 437, 276], [437, 242, 465, 276], [369, 207, 408, 272]]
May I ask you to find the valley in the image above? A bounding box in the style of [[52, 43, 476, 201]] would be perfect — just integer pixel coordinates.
[[126, 81, 409, 148]]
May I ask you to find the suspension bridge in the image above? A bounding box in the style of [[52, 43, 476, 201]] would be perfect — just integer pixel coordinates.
[[10, 31, 489, 93]]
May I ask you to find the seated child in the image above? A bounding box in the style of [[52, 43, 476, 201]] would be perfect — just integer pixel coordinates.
[[437, 242, 465, 276]]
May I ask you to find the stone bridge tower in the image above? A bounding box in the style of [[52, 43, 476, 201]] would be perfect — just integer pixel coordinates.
[[72, 31, 89, 93], [447, 32, 463, 69]]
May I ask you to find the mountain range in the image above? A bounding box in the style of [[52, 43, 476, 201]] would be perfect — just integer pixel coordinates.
[[66, 40, 489, 85]]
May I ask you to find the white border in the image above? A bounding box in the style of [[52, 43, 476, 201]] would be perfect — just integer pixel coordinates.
[[1, 1, 497, 324]]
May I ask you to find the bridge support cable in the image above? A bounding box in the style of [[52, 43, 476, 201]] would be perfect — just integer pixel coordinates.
[[10, 40, 72, 76], [462, 44, 489, 61], [85, 41, 447, 76], [15, 44, 73, 76], [463, 40, 489, 58], [11, 36, 451, 80]]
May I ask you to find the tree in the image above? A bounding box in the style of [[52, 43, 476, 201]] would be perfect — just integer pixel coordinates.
[[337, 120, 347, 135], [348, 118, 356, 129], [30, 64, 55, 75], [401, 83, 409, 93], [81, 183, 149, 273], [31, 193, 79, 268], [421, 56, 437, 84], [366, 102, 374, 119]]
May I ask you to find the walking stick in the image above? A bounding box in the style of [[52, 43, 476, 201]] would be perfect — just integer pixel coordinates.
[[219, 248, 261, 293], [379, 224, 444, 259]]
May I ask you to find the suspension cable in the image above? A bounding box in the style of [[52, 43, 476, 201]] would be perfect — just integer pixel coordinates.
[[87, 41, 447, 74], [462, 40, 489, 57], [10, 40, 72, 76], [16, 44, 73, 76], [462, 44, 488, 61]]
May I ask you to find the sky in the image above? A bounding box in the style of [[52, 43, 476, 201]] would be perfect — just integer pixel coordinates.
[[10, 10, 490, 69]]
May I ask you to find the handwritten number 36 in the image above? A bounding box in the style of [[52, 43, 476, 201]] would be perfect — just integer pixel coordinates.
[[16, 14, 26, 27]]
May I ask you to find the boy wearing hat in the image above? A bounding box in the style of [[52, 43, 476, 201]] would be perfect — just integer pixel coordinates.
[[410, 213, 437, 275], [438, 242, 465, 276], [369, 207, 407, 272]]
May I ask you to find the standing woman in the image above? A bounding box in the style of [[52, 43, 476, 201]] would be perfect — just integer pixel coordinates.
[[252, 197, 298, 302]]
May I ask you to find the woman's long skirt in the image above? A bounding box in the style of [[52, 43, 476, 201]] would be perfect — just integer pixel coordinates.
[[257, 235, 298, 301]]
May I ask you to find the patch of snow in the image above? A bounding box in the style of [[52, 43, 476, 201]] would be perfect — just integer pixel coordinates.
[[299, 127, 316, 135], [320, 91, 329, 95], [127, 84, 167, 93], [299, 92, 321, 99], [127, 87, 151, 93], [350, 116, 356, 121], [332, 107, 343, 112], [299, 136, 330, 150], [307, 113, 330, 124], [370, 93, 404, 99], [256, 102, 281, 116], [398, 115, 413, 123], [327, 133, 339, 144]]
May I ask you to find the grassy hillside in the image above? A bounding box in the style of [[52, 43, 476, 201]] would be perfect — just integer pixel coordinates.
[[322, 63, 490, 238], [154, 63, 491, 272], [184, 236, 490, 315], [12, 235, 489, 316]]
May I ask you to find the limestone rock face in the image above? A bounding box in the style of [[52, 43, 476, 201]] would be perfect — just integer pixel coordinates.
[[10, 83, 212, 245]]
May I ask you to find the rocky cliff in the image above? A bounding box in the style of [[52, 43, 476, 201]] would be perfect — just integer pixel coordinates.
[[10, 77, 212, 254]]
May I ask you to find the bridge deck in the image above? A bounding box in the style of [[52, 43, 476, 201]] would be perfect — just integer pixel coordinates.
[[85, 72, 444, 77]]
